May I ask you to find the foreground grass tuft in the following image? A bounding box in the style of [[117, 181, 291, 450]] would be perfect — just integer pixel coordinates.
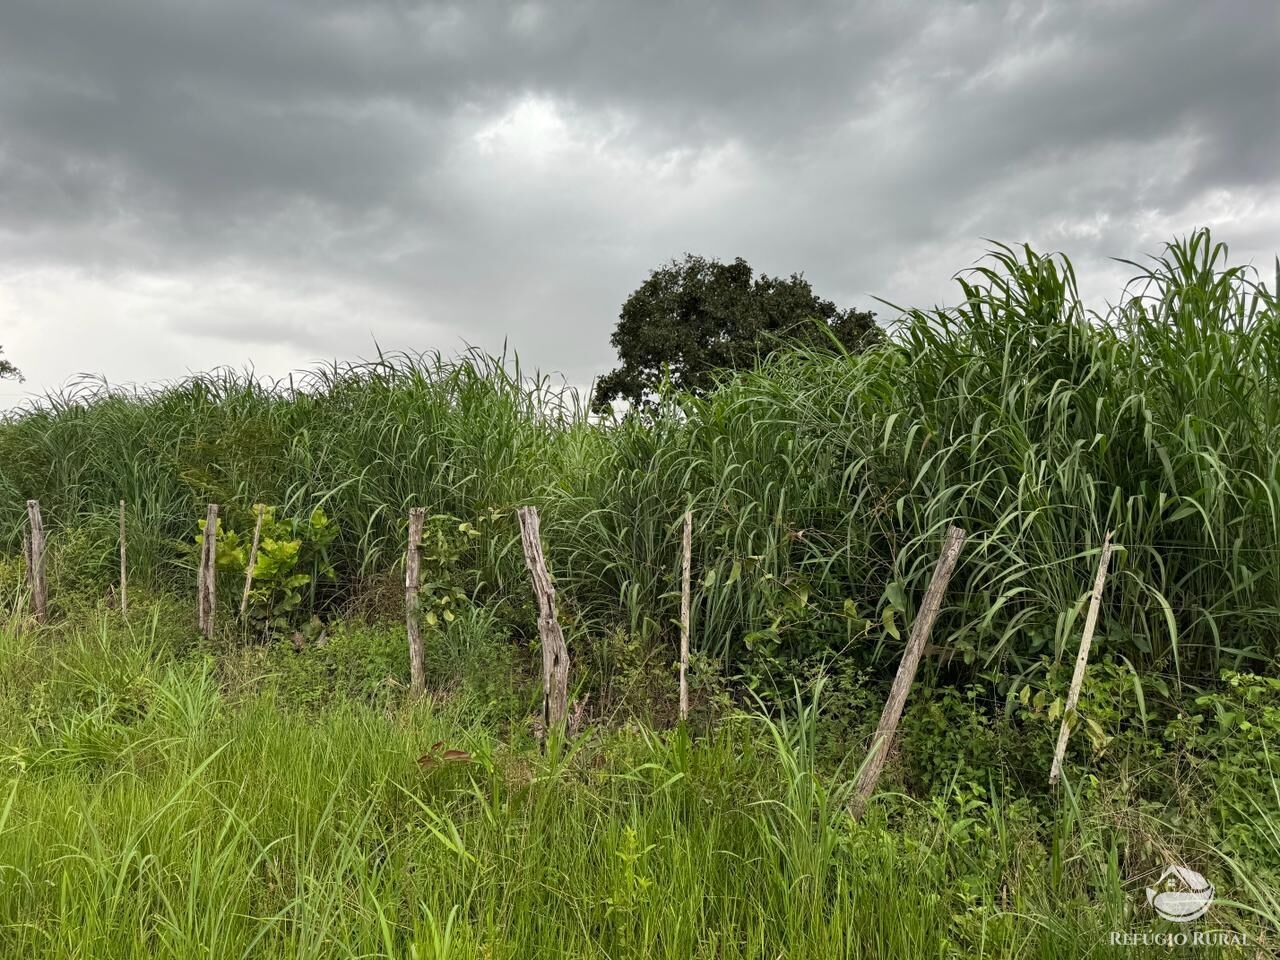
[[0, 610, 1272, 958]]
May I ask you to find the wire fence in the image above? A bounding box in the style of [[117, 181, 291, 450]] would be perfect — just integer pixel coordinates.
[[9, 499, 1279, 802]]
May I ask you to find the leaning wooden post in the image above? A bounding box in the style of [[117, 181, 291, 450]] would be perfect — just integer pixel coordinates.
[[517, 506, 570, 736], [118, 500, 128, 617], [851, 525, 966, 819], [198, 504, 219, 639], [679, 510, 692, 722], [1048, 532, 1114, 789], [240, 504, 266, 617], [405, 507, 426, 697], [25, 500, 48, 624]]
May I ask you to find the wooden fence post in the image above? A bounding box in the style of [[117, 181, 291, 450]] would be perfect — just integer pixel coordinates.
[[197, 504, 219, 638], [240, 504, 266, 617], [21, 531, 30, 616], [197, 516, 208, 631], [26, 500, 48, 624], [405, 507, 426, 697], [1048, 532, 1114, 789], [21, 532, 30, 583], [517, 506, 570, 736], [118, 500, 128, 617], [679, 510, 692, 722], [197, 508, 206, 632], [851, 525, 966, 818]]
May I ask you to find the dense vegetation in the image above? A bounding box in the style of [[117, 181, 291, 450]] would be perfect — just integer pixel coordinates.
[[3, 231, 1277, 680], [1, 230, 1279, 955]]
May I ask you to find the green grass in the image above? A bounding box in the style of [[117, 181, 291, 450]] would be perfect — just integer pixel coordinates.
[[2, 229, 1280, 954], [0, 606, 1271, 958], [2, 231, 1278, 688]]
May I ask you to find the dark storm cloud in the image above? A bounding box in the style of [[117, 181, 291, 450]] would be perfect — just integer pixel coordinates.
[[1, 0, 1278, 399]]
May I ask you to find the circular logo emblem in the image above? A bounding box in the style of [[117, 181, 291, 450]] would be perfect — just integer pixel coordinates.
[[1146, 865, 1214, 922]]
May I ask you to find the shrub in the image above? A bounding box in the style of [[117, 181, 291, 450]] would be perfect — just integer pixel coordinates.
[[1167, 673, 1280, 872], [259, 606, 527, 719], [200, 505, 338, 640]]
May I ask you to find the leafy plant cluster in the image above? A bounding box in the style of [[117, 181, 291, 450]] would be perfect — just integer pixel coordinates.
[[197, 506, 337, 638], [1167, 673, 1280, 869], [413, 510, 501, 630]]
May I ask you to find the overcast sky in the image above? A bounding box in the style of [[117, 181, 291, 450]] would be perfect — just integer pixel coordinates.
[[2, 0, 1278, 406]]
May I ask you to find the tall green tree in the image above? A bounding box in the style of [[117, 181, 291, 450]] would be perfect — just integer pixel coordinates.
[[0, 346, 20, 381], [594, 254, 877, 409]]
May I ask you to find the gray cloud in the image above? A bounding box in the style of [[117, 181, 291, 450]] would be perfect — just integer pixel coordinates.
[[1, 0, 1278, 401]]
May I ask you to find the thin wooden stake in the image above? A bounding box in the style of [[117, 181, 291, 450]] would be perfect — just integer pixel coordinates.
[[197, 518, 208, 632], [679, 510, 692, 722], [198, 504, 219, 638], [21, 530, 32, 619], [405, 507, 426, 697], [206, 504, 220, 637], [240, 504, 266, 617], [197, 508, 208, 632], [118, 500, 128, 618], [517, 506, 570, 736], [1049, 532, 1114, 789], [26, 500, 48, 624], [851, 525, 966, 819]]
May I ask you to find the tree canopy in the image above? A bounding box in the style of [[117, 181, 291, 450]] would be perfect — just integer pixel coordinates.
[[0, 346, 20, 382], [593, 254, 877, 410]]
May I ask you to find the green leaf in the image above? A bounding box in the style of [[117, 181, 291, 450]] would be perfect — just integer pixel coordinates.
[[882, 607, 900, 642]]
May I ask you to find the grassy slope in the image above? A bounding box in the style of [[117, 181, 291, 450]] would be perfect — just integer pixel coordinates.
[[0, 606, 1271, 959]]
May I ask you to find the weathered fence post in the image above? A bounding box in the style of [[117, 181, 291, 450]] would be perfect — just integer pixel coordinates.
[[679, 510, 692, 722], [1048, 532, 1114, 789], [197, 504, 219, 638], [197, 516, 208, 631], [118, 500, 128, 617], [25, 500, 48, 624], [517, 506, 570, 737], [21, 533, 30, 597], [405, 507, 426, 697], [240, 504, 266, 617], [851, 525, 966, 818]]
